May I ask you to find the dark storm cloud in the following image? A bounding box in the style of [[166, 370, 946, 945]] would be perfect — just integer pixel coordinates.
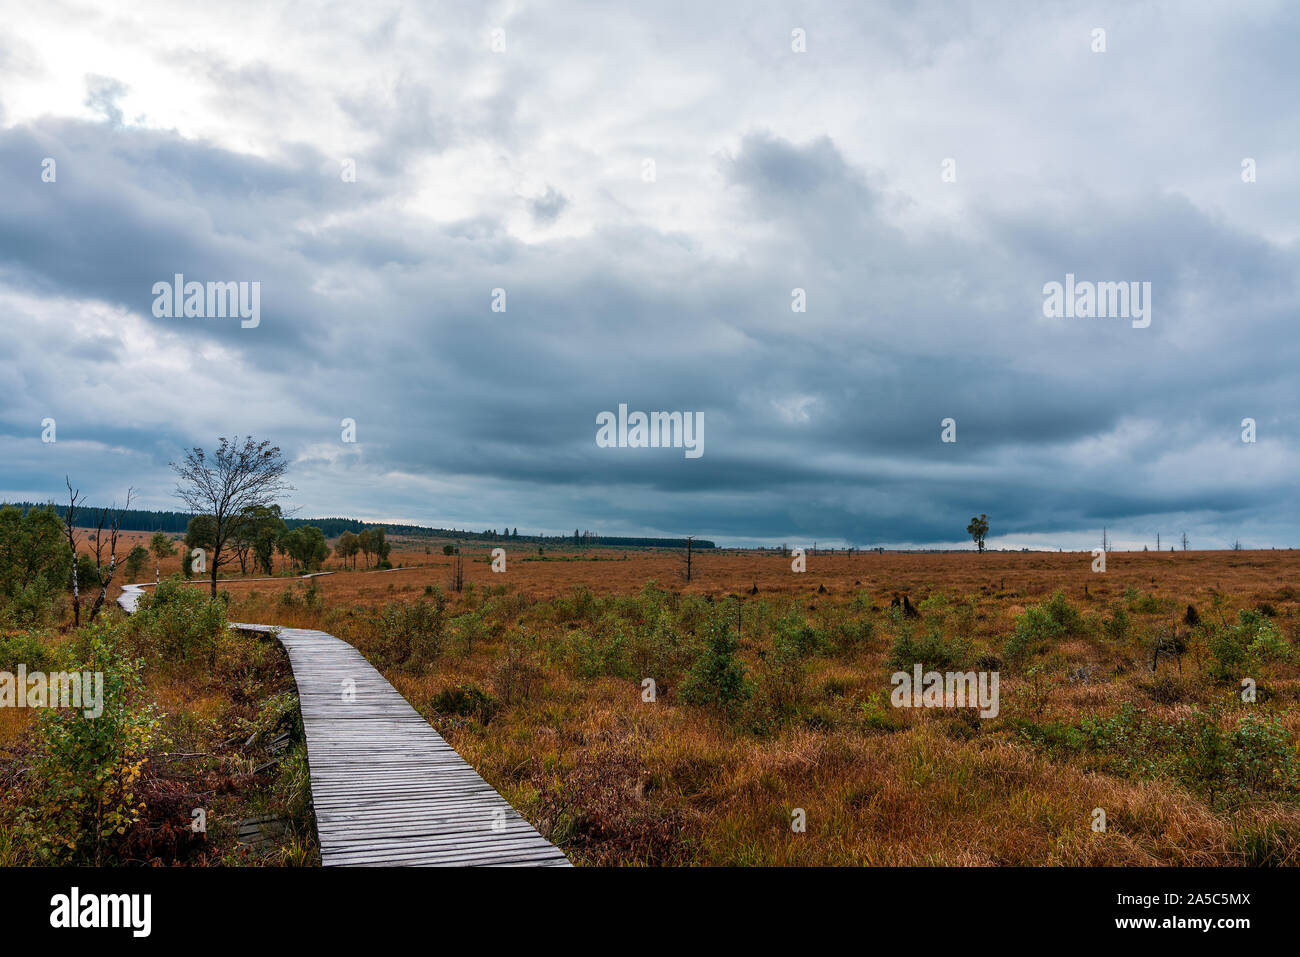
[[0, 115, 399, 366], [0, 2, 1297, 548], [3, 113, 1295, 546]]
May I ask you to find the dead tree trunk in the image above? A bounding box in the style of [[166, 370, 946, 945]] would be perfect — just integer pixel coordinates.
[[88, 488, 133, 623], [450, 549, 464, 592], [63, 478, 83, 627]]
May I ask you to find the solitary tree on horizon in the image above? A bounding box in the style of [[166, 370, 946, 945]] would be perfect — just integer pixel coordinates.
[[967, 514, 990, 553], [171, 436, 292, 598]]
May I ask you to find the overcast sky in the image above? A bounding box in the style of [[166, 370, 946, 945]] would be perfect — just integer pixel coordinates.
[[1, 1, 1296, 549]]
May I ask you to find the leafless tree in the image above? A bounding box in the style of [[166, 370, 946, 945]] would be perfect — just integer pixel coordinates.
[[681, 535, 694, 582], [171, 436, 292, 598], [86, 488, 134, 623], [63, 477, 84, 626]]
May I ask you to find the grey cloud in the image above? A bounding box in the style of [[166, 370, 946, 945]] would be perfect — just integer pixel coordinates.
[[83, 74, 127, 126], [0, 2, 1297, 549], [529, 186, 568, 225]]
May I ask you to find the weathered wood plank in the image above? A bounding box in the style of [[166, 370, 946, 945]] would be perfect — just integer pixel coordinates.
[[118, 583, 570, 867]]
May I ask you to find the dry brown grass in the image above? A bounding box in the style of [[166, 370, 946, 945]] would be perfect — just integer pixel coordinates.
[[117, 536, 1300, 607], [187, 544, 1300, 866]]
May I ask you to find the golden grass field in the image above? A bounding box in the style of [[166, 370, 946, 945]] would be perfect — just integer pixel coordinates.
[[99, 535, 1297, 867], [115, 528, 1300, 605]]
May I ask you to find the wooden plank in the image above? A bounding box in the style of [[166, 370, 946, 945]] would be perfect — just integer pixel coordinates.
[[256, 623, 570, 867], [118, 583, 569, 867]]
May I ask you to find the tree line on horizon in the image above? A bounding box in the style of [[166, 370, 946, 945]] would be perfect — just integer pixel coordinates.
[[0, 502, 717, 550], [176, 507, 397, 577]]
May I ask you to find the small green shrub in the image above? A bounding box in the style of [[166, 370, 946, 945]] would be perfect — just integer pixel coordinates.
[[1, 579, 61, 629], [859, 692, 908, 733], [366, 594, 447, 668], [741, 643, 805, 735], [1128, 590, 1170, 613], [628, 607, 696, 683], [774, 611, 821, 658], [1178, 711, 1298, 806], [1247, 617, 1290, 663], [0, 629, 59, 672], [1103, 602, 1130, 642], [1208, 609, 1292, 678], [1074, 704, 1299, 806], [813, 607, 873, 656], [22, 624, 164, 864], [888, 623, 970, 672], [452, 608, 488, 653], [242, 690, 303, 743], [132, 575, 226, 664], [430, 682, 499, 723], [562, 625, 630, 679], [1005, 591, 1082, 663], [679, 611, 749, 712], [556, 585, 599, 623], [493, 638, 544, 707], [1017, 665, 1056, 718]]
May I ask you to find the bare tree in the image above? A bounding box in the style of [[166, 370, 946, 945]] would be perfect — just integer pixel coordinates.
[[449, 547, 464, 593], [63, 477, 84, 626], [681, 535, 695, 582], [171, 437, 292, 598], [86, 488, 133, 623]]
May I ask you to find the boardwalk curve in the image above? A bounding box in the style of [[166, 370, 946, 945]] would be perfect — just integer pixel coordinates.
[[118, 583, 570, 866]]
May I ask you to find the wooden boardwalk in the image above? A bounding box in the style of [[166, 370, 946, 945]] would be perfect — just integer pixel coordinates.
[[118, 583, 570, 866]]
